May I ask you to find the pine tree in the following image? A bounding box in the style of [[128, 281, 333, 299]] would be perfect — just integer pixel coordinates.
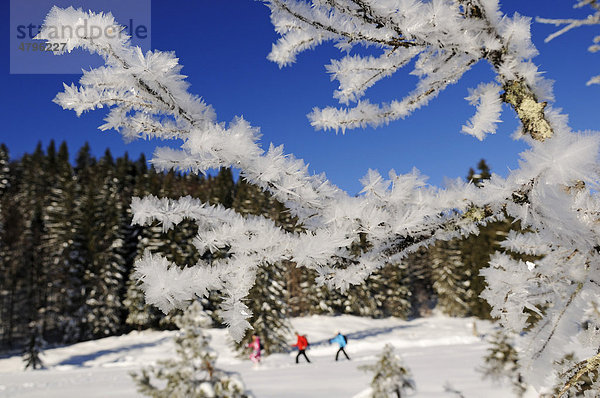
[[18, 144, 50, 346], [0, 182, 26, 348], [42, 141, 79, 341], [467, 159, 492, 187], [0, 143, 13, 347], [480, 328, 526, 397], [84, 150, 127, 338], [232, 179, 290, 355], [431, 239, 472, 317], [405, 247, 435, 318], [238, 260, 290, 355], [124, 271, 163, 330], [360, 343, 416, 398], [65, 143, 97, 341], [126, 165, 178, 330], [209, 168, 235, 208], [0, 144, 9, 195], [459, 221, 510, 319], [297, 232, 413, 319], [283, 263, 312, 317], [303, 233, 379, 317], [368, 262, 412, 319], [131, 301, 252, 398], [115, 153, 144, 327], [461, 159, 509, 319]]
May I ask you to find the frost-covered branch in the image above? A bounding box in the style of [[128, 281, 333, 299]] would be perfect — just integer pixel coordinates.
[[538, 0, 600, 85], [38, 4, 600, 392], [266, 0, 554, 139]]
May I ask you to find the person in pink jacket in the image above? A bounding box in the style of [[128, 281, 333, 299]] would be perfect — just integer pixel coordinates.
[[247, 335, 262, 365]]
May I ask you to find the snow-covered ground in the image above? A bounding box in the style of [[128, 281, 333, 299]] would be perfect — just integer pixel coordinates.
[[0, 315, 526, 397]]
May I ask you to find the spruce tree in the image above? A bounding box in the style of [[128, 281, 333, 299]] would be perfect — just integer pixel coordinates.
[[351, 233, 412, 319], [159, 171, 201, 272], [84, 150, 127, 338], [299, 234, 413, 319], [65, 143, 97, 341], [431, 239, 472, 317], [0, 144, 12, 346], [405, 247, 435, 318], [209, 167, 235, 208], [0, 177, 26, 348], [369, 262, 412, 319], [18, 144, 50, 346], [125, 156, 168, 335], [480, 328, 526, 397], [126, 165, 178, 330], [304, 233, 379, 317], [461, 159, 509, 319], [360, 343, 416, 398], [124, 271, 163, 330], [115, 153, 144, 327], [238, 259, 290, 355], [284, 264, 316, 317], [459, 220, 510, 319], [0, 144, 9, 195], [131, 301, 252, 398], [42, 141, 79, 341], [232, 178, 290, 355], [467, 159, 492, 187]]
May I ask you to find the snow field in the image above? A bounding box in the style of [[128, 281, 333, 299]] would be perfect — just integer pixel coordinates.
[[0, 315, 521, 397]]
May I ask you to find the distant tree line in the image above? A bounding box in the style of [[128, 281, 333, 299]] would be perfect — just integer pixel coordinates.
[[0, 141, 510, 355]]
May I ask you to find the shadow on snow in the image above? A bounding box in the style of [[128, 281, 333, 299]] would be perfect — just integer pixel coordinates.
[[56, 336, 171, 367], [306, 324, 418, 348]]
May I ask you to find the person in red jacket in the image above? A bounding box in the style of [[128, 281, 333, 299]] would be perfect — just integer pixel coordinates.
[[291, 332, 311, 364]]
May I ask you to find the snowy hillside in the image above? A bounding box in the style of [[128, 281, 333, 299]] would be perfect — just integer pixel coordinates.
[[0, 315, 527, 397]]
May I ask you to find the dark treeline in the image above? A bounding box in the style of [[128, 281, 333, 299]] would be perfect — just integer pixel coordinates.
[[0, 140, 238, 353], [0, 141, 510, 356]]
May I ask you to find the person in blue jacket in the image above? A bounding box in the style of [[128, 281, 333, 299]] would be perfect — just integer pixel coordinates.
[[329, 331, 350, 361]]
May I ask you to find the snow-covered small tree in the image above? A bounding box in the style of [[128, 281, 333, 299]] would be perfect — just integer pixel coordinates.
[[22, 320, 45, 370], [479, 328, 526, 397], [131, 300, 252, 398], [360, 343, 416, 398]]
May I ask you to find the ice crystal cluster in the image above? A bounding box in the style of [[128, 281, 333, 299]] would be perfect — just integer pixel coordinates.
[[37, 1, 600, 392]]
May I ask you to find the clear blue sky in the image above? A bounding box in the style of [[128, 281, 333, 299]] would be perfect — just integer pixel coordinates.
[[1, 0, 598, 194]]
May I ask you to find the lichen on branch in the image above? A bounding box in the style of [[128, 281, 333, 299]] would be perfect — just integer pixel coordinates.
[[502, 80, 554, 141]]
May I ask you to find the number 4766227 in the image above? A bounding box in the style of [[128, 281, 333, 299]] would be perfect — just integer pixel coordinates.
[[18, 42, 66, 52]]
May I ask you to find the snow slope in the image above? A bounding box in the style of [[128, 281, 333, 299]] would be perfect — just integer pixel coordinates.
[[0, 315, 524, 397]]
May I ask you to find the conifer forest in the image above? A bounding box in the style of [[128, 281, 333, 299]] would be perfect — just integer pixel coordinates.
[[0, 141, 506, 354]]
